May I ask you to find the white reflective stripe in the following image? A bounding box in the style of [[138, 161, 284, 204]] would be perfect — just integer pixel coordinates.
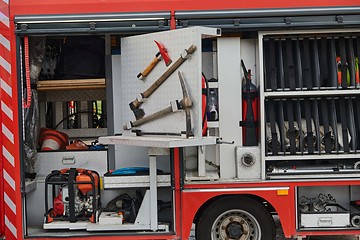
[[1, 78, 12, 97], [0, 55, 11, 74], [3, 146, 14, 167], [1, 100, 13, 120], [0, 33, 10, 51], [2, 0, 9, 4], [5, 215, 17, 238], [2, 123, 14, 144], [4, 192, 16, 214], [3, 169, 15, 191], [0, 12, 9, 28], [184, 186, 290, 193]]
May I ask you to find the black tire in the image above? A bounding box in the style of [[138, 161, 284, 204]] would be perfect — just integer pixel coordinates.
[[196, 195, 276, 240]]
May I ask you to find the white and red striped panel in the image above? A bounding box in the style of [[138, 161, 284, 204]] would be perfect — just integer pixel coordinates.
[[0, 0, 21, 239]]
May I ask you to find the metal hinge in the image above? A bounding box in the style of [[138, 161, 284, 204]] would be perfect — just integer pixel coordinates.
[[20, 23, 28, 31], [336, 15, 344, 24], [181, 20, 188, 28], [233, 19, 240, 27], [158, 20, 165, 28], [89, 22, 96, 30], [284, 17, 292, 25]]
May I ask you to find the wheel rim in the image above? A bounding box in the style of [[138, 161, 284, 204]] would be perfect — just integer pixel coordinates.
[[211, 209, 261, 240]]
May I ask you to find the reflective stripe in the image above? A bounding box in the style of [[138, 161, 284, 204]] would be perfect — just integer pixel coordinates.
[[2, 123, 14, 144], [3, 169, 15, 191], [0, 55, 11, 74], [3, 146, 14, 167], [4, 215, 17, 238], [0, 33, 10, 51], [4, 192, 16, 214], [0, 12, 9, 28], [2, 100, 13, 120], [1, 78, 12, 97]]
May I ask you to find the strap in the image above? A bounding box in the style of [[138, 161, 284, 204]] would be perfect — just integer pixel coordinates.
[[355, 98, 360, 151], [320, 38, 329, 87], [277, 40, 285, 89], [240, 121, 258, 127], [329, 38, 338, 88], [277, 101, 286, 153], [346, 38, 356, 87], [302, 38, 313, 89], [285, 39, 296, 90], [357, 37, 360, 86], [339, 98, 349, 152], [304, 98, 314, 153], [268, 100, 278, 155], [347, 99, 357, 151], [339, 37, 348, 89], [311, 39, 321, 88], [321, 98, 331, 153], [294, 39, 303, 89], [286, 99, 296, 154], [268, 39, 277, 90]]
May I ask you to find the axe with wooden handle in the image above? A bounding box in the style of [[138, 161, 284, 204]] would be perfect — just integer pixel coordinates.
[[129, 45, 196, 120], [137, 40, 172, 80], [124, 71, 193, 138]]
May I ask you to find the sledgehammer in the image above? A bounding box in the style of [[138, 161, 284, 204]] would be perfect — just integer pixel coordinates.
[[129, 44, 196, 120]]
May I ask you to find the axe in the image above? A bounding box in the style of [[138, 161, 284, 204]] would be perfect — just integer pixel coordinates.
[[137, 40, 172, 79], [129, 45, 196, 120], [124, 71, 193, 138]]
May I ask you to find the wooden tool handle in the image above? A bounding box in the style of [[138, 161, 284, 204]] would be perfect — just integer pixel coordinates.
[[130, 98, 140, 109], [142, 45, 196, 98], [131, 106, 173, 128], [138, 56, 161, 79]]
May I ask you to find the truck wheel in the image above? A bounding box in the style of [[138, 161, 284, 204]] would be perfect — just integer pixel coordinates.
[[196, 196, 275, 240]]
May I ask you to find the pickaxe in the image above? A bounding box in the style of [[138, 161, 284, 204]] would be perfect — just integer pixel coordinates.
[[124, 71, 193, 138], [137, 40, 172, 80], [129, 44, 196, 120]]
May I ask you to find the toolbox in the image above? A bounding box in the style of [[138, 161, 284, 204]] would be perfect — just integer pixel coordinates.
[[35, 150, 108, 177], [300, 204, 350, 228]]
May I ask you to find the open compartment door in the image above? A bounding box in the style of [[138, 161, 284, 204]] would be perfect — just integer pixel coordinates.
[[115, 26, 220, 143]]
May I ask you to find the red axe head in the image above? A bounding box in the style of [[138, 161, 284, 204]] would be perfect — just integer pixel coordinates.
[[154, 40, 172, 67]]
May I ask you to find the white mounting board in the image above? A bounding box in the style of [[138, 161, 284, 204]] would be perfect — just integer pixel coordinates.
[[120, 27, 220, 138], [99, 135, 217, 148]]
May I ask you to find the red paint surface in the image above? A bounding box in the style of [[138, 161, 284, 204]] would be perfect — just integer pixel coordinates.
[[4, 0, 360, 239], [9, 0, 360, 17]]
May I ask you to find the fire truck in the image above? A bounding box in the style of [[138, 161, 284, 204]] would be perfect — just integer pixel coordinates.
[[1, 0, 360, 239]]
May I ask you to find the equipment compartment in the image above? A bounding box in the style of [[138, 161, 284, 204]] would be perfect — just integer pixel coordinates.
[[35, 150, 108, 177], [296, 185, 359, 230], [300, 204, 350, 228], [262, 31, 360, 158]]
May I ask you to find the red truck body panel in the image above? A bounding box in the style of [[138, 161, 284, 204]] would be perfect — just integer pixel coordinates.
[[1, 0, 360, 239]]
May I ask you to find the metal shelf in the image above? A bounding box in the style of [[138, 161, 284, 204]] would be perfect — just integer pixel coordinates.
[[264, 89, 360, 98], [265, 153, 360, 161], [98, 135, 218, 148], [103, 174, 171, 189]]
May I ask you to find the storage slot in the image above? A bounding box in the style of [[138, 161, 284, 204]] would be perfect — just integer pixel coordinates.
[[266, 158, 360, 179], [265, 96, 360, 156], [264, 34, 360, 91]]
